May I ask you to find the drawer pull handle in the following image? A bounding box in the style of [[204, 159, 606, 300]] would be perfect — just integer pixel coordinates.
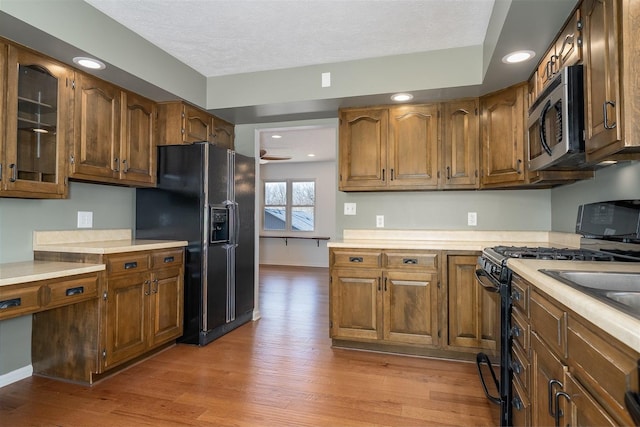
[[349, 257, 363, 263], [163, 256, 175, 263], [511, 325, 521, 338], [511, 289, 521, 301], [513, 396, 524, 412], [124, 261, 138, 269], [403, 258, 418, 264], [511, 360, 522, 375], [0, 298, 21, 309], [65, 286, 84, 296]]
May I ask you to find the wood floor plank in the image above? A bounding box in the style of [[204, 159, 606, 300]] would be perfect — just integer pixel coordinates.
[[0, 265, 497, 426]]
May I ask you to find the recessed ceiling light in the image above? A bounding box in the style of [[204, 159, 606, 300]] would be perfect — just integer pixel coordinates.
[[391, 93, 413, 102], [72, 56, 106, 70], [502, 50, 536, 64], [307, 153, 316, 157], [271, 134, 282, 139]]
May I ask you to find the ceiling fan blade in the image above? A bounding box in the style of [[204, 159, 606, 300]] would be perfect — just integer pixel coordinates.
[[262, 155, 292, 160]]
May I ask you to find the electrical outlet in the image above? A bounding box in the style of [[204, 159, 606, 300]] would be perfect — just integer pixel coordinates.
[[344, 203, 357, 215], [467, 212, 477, 226], [77, 211, 93, 228], [376, 215, 384, 228]]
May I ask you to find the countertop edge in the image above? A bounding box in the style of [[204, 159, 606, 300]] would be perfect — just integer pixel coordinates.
[[0, 261, 105, 287], [33, 240, 189, 254], [507, 258, 640, 353]]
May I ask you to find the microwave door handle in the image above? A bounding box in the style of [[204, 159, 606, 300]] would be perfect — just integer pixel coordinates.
[[539, 100, 553, 155]]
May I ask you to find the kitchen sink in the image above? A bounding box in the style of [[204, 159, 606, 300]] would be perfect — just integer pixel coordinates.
[[539, 270, 640, 320]]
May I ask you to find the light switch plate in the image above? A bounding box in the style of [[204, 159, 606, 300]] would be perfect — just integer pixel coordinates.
[[467, 212, 477, 226], [321, 72, 331, 88], [77, 211, 93, 228], [344, 203, 357, 215], [376, 215, 384, 228]]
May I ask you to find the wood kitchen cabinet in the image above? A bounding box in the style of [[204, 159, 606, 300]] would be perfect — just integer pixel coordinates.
[[33, 247, 184, 383], [581, 0, 640, 163], [339, 102, 479, 191], [157, 101, 211, 145], [480, 83, 526, 187], [514, 276, 640, 427], [2, 43, 72, 198], [329, 248, 440, 351], [70, 73, 156, 187], [211, 115, 235, 149], [441, 99, 479, 189], [446, 254, 497, 353]]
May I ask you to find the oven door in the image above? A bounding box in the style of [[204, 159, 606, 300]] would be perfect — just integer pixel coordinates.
[[475, 266, 503, 405]]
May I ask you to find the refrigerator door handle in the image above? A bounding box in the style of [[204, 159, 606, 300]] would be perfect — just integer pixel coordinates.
[[234, 201, 240, 247]]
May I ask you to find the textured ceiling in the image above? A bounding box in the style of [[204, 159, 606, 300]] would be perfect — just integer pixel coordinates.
[[84, 0, 495, 77]]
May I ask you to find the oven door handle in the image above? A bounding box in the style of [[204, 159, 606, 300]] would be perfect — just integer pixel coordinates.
[[476, 353, 502, 405], [475, 269, 501, 293]]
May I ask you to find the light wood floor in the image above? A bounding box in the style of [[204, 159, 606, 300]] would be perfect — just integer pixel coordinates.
[[0, 265, 497, 426]]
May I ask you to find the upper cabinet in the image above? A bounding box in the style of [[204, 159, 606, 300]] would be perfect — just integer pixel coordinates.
[[157, 101, 234, 149], [339, 102, 478, 192], [120, 91, 156, 185], [441, 99, 479, 189], [582, 0, 640, 162], [480, 83, 527, 187], [69, 73, 156, 187], [2, 44, 72, 198]]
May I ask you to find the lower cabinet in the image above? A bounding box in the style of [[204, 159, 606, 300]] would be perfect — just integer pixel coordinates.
[[513, 275, 640, 427], [446, 254, 498, 354], [32, 247, 184, 384], [330, 248, 494, 359]]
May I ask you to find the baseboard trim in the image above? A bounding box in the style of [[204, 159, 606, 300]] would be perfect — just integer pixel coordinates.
[[0, 365, 32, 388]]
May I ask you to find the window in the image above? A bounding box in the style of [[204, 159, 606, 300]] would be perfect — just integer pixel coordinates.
[[263, 180, 315, 232]]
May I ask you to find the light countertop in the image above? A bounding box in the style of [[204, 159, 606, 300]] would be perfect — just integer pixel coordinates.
[[507, 258, 640, 353], [328, 229, 582, 251], [0, 261, 105, 287], [32, 229, 188, 254]]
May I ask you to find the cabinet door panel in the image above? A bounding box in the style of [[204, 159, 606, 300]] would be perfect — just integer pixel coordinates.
[[212, 116, 234, 149], [148, 267, 183, 347], [330, 269, 380, 340], [339, 109, 387, 190], [583, 0, 621, 153], [183, 104, 210, 143], [384, 270, 438, 345], [531, 333, 568, 427], [447, 255, 497, 351], [121, 91, 156, 185], [388, 104, 439, 189], [481, 84, 526, 186], [565, 373, 617, 427], [71, 73, 120, 180], [105, 272, 148, 368], [442, 99, 479, 189], [4, 46, 71, 197]]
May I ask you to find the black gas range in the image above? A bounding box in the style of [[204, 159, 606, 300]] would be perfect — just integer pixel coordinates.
[[475, 245, 623, 427]]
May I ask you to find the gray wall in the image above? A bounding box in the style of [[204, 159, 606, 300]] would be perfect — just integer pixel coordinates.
[[0, 182, 135, 377], [551, 162, 640, 232]]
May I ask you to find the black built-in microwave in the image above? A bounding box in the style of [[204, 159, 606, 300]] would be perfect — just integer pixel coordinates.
[[528, 65, 586, 171]]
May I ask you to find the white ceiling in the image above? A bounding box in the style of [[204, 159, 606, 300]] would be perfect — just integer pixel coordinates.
[[83, 0, 495, 78], [259, 126, 336, 163]]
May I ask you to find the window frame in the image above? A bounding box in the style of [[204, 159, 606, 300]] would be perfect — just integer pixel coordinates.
[[262, 178, 316, 233]]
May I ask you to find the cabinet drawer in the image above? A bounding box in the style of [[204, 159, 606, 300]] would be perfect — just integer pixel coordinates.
[[0, 283, 41, 320], [567, 317, 640, 425], [530, 291, 566, 359], [384, 251, 438, 270], [512, 377, 531, 427], [511, 274, 529, 316], [331, 250, 382, 268], [106, 253, 150, 275], [151, 249, 184, 269], [511, 308, 530, 354], [512, 342, 531, 394], [44, 274, 99, 308]]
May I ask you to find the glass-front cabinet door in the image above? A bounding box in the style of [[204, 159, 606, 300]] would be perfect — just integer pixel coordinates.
[[3, 46, 72, 198]]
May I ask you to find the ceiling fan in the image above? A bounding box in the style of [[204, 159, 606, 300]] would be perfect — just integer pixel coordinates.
[[260, 149, 291, 161]]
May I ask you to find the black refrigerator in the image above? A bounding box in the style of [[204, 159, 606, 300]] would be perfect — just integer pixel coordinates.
[[136, 142, 255, 346]]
